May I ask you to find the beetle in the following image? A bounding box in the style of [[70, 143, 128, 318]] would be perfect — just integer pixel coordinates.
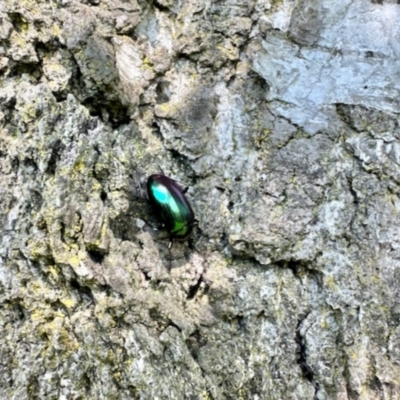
[[146, 174, 195, 246]]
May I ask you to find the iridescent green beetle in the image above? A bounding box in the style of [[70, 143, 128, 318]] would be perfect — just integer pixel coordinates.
[[146, 174, 195, 244]]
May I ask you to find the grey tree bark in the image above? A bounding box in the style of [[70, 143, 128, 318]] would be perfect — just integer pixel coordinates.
[[1, 0, 400, 399]]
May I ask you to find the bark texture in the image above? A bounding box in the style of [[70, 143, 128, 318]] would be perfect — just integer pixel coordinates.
[[1, 0, 400, 399]]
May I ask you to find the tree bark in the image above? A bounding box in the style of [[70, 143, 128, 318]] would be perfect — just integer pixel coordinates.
[[1, 0, 400, 399]]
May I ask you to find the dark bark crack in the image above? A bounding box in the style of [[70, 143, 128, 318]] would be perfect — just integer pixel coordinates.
[[295, 316, 319, 398]]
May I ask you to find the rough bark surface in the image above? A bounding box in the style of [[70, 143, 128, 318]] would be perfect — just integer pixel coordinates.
[[1, 0, 400, 399]]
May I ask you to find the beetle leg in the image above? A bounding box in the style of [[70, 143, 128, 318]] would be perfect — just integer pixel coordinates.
[[140, 219, 159, 231], [168, 246, 172, 269]]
